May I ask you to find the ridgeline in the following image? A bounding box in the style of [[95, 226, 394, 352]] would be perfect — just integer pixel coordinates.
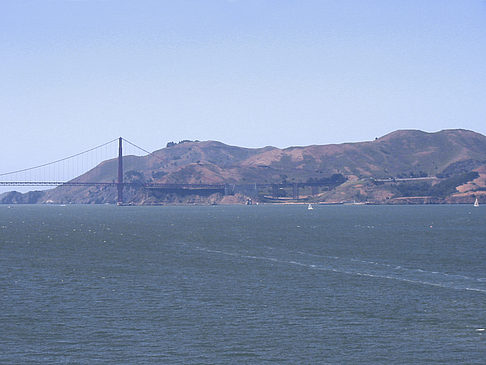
[[2, 129, 486, 205]]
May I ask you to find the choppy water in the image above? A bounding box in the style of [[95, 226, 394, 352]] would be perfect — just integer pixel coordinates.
[[1, 204, 485, 364]]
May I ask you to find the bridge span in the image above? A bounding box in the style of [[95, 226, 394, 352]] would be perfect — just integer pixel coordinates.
[[0, 137, 338, 203]]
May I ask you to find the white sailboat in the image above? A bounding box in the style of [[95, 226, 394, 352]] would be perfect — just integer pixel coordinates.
[[308, 204, 313, 210], [474, 198, 479, 207]]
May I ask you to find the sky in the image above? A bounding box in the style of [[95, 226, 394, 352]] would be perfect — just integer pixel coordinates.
[[1, 0, 486, 176]]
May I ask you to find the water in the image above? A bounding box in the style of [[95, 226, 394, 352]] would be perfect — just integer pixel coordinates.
[[1, 204, 485, 364]]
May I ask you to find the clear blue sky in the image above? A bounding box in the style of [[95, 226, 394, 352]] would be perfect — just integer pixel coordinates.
[[1, 0, 486, 174]]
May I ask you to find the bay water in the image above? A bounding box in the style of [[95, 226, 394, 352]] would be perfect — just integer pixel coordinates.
[[1, 204, 485, 364]]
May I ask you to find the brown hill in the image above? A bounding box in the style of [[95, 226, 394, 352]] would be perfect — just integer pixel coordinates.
[[3, 129, 486, 204]]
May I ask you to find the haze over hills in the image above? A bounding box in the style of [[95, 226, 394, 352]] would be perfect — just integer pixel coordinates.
[[2, 129, 486, 205]]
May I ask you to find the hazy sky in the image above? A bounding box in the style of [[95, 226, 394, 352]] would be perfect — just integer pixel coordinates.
[[1, 0, 486, 174]]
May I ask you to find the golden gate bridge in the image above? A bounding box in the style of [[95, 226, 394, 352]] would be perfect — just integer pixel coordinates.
[[0, 138, 231, 204], [0, 138, 338, 204]]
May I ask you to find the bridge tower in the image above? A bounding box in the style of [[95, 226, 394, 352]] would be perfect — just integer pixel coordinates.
[[117, 137, 123, 205]]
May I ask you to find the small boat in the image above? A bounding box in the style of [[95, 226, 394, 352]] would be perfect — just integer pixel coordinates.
[[474, 198, 479, 207], [308, 204, 313, 210]]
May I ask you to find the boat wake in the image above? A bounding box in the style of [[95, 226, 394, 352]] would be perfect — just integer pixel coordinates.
[[191, 245, 486, 294]]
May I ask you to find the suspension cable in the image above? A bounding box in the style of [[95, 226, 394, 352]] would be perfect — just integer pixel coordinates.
[[0, 138, 119, 177], [122, 138, 166, 163], [122, 138, 152, 155]]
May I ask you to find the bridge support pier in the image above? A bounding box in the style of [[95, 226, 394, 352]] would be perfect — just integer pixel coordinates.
[[292, 183, 299, 200], [271, 184, 279, 198], [224, 184, 235, 196]]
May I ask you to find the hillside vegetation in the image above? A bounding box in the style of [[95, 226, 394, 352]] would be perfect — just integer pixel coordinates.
[[2, 129, 486, 205]]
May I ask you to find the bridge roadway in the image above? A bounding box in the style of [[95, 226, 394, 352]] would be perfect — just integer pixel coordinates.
[[0, 181, 115, 186], [0, 138, 340, 201], [0, 181, 333, 198], [0, 181, 333, 188]]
